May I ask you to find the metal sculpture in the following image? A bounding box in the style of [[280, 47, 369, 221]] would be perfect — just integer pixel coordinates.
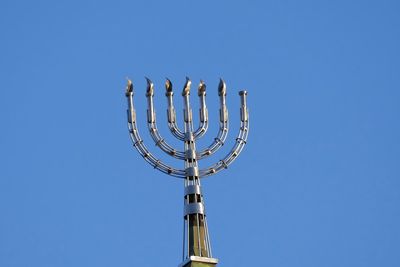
[[125, 77, 249, 267]]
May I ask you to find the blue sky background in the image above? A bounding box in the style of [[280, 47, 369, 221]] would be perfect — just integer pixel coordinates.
[[1, 0, 399, 266]]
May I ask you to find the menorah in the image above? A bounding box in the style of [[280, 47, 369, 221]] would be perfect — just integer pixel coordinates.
[[125, 77, 249, 267]]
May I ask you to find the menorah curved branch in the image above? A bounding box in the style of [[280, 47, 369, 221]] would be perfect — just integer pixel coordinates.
[[124, 77, 249, 265], [165, 79, 186, 141], [195, 79, 229, 160], [192, 80, 209, 139], [145, 78, 186, 160], [164, 78, 230, 160], [126, 80, 186, 178], [200, 92, 249, 177]]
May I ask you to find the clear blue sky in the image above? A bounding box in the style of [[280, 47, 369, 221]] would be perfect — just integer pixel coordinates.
[[1, 0, 399, 266]]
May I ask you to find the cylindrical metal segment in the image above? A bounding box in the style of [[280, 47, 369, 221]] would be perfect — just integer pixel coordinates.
[[185, 132, 194, 142], [127, 109, 132, 123], [184, 185, 202, 196], [167, 108, 176, 123], [185, 167, 199, 177], [184, 203, 205, 216], [240, 107, 248, 122], [185, 149, 196, 160], [239, 90, 248, 106], [199, 108, 206, 123], [147, 109, 155, 123], [184, 108, 192, 122], [219, 107, 228, 122]]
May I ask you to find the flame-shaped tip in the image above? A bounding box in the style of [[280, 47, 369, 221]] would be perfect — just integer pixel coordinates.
[[165, 78, 173, 92], [218, 78, 226, 96], [198, 80, 206, 96], [182, 77, 191, 96], [145, 77, 154, 97], [125, 78, 133, 96], [145, 76, 152, 85]]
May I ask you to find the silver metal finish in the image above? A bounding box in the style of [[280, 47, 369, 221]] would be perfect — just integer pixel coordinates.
[[185, 149, 196, 160], [185, 167, 199, 177], [165, 79, 186, 141], [124, 77, 250, 264], [184, 203, 205, 215], [184, 185, 201, 195], [185, 132, 194, 142], [193, 80, 209, 139]]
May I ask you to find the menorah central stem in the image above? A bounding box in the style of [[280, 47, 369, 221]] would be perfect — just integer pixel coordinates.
[[182, 92, 213, 262]]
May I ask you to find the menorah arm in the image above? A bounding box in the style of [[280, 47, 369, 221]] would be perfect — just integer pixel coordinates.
[[148, 122, 185, 159], [196, 120, 228, 160], [145, 78, 186, 159], [199, 91, 249, 177], [164, 79, 186, 140], [199, 120, 248, 177], [193, 81, 209, 139], [193, 118, 208, 139], [195, 79, 229, 159], [125, 83, 185, 178], [128, 121, 185, 177], [168, 118, 185, 141]]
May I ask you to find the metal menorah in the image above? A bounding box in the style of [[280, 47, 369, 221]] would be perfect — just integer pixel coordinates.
[[124, 77, 249, 267]]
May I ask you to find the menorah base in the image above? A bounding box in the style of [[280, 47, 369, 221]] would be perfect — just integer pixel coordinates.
[[179, 256, 218, 267]]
